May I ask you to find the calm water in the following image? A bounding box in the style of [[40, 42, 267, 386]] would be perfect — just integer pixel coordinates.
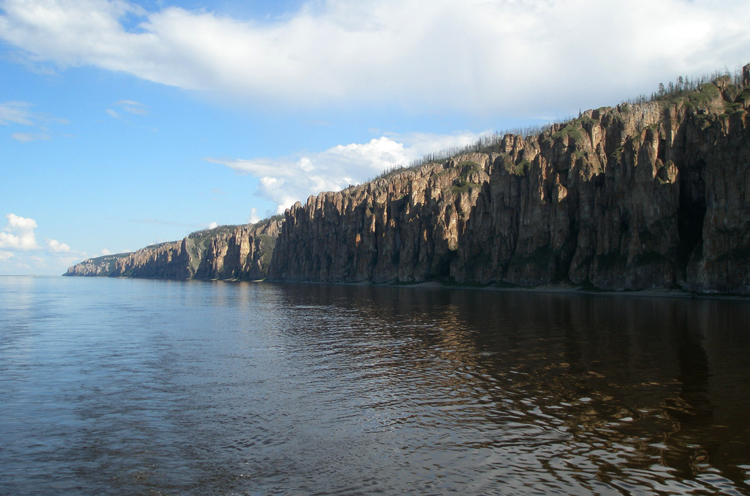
[[1, 277, 750, 495]]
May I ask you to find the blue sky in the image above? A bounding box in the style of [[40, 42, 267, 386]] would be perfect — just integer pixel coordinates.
[[1, 0, 749, 275]]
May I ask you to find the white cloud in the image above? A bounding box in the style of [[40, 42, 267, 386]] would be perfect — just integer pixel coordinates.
[[1, 100, 69, 141], [11, 132, 51, 142], [209, 131, 486, 212], [0, 213, 39, 250], [115, 99, 148, 115], [248, 208, 260, 224], [45, 238, 70, 253], [100, 248, 111, 255], [0, 0, 748, 115], [106, 108, 119, 118], [0, 214, 84, 274], [207, 221, 218, 229], [0, 101, 34, 125]]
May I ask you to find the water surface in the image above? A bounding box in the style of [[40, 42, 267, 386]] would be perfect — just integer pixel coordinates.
[[1, 276, 749, 495]]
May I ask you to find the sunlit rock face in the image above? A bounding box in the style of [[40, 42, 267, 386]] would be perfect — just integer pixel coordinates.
[[65, 218, 282, 281], [273, 66, 750, 293], [269, 153, 491, 283]]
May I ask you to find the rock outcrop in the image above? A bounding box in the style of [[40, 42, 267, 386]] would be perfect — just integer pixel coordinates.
[[64, 218, 281, 280], [271, 67, 750, 294], [269, 155, 490, 283]]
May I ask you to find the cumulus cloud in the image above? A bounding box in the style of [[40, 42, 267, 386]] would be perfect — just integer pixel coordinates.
[[209, 131, 486, 212], [248, 208, 260, 224], [0, 0, 748, 115], [100, 248, 111, 255], [45, 238, 71, 253], [0, 213, 39, 250], [207, 222, 218, 229], [0, 214, 84, 274]]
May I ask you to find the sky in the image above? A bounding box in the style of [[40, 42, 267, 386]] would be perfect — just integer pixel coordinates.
[[1, 0, 749, 275]]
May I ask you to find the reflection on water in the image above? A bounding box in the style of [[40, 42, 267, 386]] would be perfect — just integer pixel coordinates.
[[1, 277, 749, 495]]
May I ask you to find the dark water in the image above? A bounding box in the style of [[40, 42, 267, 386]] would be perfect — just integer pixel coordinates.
[[1, 277, 750, 495]]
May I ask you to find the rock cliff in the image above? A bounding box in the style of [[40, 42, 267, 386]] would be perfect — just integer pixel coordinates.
[[269, 155, 490, 283], [271, 66, 750, 293], [67, 65, 750, 294], [64, 218, 281, 280]]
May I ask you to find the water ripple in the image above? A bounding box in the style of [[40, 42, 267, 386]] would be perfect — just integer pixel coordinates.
[[1, 277, 750, 494]]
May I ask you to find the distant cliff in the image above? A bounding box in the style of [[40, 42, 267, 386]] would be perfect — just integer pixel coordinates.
[[66, 65, 750, 294], [65, 218, 281, 280], [270, 65, 750, 294]]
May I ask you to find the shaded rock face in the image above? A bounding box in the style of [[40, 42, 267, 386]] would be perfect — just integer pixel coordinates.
[[269, 155, 491, 283], [273, 70, 750, 293], [65, 219, 281, 280], [457, 76, 750, 293]]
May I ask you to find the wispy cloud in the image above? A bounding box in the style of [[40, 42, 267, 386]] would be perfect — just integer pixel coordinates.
[[0, 101, 34, 125], [11, 132, 51, 142], [0, 0, 748, 115], [209, 131, 486, 213], [115, 99, 148, 115], [1, 100, 68, 141]]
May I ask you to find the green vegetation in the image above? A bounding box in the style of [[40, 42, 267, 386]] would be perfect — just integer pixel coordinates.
[[572, 150, 586, 160], [77, 251, 131, 266], [552, 123, 585, 142], [188, 224, 239, 242], [449, 161, 485, 193], [513, 159, 530, 176], [621, 66, 746, 106]]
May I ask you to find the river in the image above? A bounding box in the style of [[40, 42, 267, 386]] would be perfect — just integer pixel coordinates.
[[1, 276, 749, 495]]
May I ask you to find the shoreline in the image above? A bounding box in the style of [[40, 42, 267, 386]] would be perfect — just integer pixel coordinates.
[[270, 279, 729, 300], [50, 273, 750, 300], [140, 276, 750, 301]]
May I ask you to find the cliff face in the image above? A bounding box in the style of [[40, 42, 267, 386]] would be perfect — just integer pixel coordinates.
[[67, 66, 750, 294], [457, 74, 750, 293], [272, 67, 750, 293], [65, 219, 281, 280], [269, 155, 490, 283]]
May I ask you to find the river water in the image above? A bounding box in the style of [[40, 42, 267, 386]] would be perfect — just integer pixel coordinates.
[[1, 276, 749, 495]]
